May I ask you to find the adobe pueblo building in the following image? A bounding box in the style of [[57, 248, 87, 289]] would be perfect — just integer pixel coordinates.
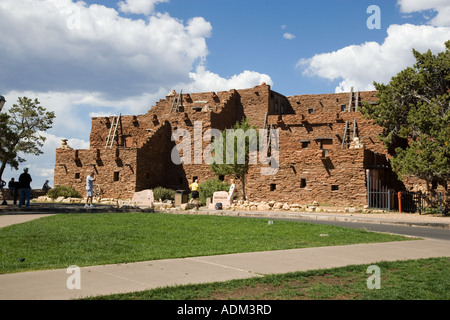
[[54, 83, 443, 208]]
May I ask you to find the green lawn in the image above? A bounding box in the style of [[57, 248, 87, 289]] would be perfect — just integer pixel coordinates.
[[0, 212, 410, 274], [88, 257, 450, 300]]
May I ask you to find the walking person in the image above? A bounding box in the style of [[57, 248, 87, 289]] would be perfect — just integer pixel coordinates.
[[85, 172, 96, 208], [18, 168, 32, 208], [189, 178, 199, 208]]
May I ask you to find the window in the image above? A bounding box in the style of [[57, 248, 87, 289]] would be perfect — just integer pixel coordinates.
[[300, 140, 310, 149], [75, 173, 80, 179], [114, 172, 120, 182], [300, 179, 306, 188], [331, 185, 339, 191], [270, 184, 276, 191], [341, 104, 346, 112], [218, 175, 225, 181], [308, 108, 314, 114], [432, 181, 438, 190]]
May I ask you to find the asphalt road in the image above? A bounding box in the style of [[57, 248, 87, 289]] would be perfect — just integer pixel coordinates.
[[273, 217, 450, 241]]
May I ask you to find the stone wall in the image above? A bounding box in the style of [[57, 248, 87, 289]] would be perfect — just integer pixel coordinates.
[[54, 84, 412, 207]]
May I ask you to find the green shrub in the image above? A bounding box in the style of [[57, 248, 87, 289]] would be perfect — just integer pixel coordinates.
[[47, 185, 82, 199], [153, 187, 175, 202], [198, 179, 230, 205]]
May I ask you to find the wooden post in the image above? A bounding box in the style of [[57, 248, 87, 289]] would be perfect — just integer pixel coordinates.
[[398, 191, 402, 213]]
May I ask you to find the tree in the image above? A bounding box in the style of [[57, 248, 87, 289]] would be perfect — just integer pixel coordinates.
[[0, 97, 55, 182], [209, 118, 259, 200], [361, 41, 450, 183]]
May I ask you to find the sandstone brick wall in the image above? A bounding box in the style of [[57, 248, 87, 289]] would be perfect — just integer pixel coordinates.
[[54, 84, 409, 207], [246, 149, 368, 206], [55, 147, 138, 199]]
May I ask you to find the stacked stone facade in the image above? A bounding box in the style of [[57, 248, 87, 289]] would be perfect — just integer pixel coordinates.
[[54, 84, 447, 207]]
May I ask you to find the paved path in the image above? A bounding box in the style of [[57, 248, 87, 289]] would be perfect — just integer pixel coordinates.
[[0, 214, 54, 228], [0, 239, 449, 300], [0, 210, 449, 300]]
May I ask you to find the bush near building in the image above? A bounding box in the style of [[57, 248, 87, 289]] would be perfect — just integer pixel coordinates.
[[47, 185, 82, 199]]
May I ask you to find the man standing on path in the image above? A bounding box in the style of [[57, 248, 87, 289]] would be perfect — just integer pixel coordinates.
[[85, 172, 96, 208], [18, 168, 32, 208]]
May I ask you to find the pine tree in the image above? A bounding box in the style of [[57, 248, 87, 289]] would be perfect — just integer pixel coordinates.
[[0, 97, 55, 181], [362, 41, 450, 184]]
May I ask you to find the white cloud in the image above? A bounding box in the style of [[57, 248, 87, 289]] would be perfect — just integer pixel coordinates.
[[118, 0, 169, 16], [0, 0, 273, 188], [283, 33, 296, 40], [298, 24, 450, 92], [185, 64, 273, 93], [398, 0, 450, 26], [0, 0, 212, 98]]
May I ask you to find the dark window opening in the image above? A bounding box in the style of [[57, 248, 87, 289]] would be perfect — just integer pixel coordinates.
[[218, 175, 225, 181], [300, 179, 306, 188], [75, 173, 80, 179], [270, 184, 276, 191], [432, 181, 438, 190], [302, 142, 309, 149], [308, 108, 314, 114], [341, 104, 346, 112], [114, 172, 120, 182], [331, 185, 339, 191]]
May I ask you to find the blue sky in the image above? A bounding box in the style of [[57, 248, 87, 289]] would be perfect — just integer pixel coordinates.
[[0, 0, 449, 189]]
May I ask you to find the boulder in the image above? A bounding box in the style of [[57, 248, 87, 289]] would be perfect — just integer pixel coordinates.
[[273, 202, 283, 210], [257, 203, 271, 211]]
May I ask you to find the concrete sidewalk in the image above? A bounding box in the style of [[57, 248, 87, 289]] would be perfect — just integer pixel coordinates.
[[0, 239, 449, 300], [0, 208, 449, 300]]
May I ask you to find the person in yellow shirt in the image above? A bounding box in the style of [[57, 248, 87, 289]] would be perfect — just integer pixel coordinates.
[[189, 179, 199, 207]]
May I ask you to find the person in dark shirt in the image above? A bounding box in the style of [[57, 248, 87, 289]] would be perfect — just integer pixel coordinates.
[[8, 178, 15, 196], [42, 180, 51, 193], [18, 168, 32, 208]]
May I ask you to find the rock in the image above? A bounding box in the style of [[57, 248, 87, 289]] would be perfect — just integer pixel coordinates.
[[257, 203, 271, 211], [268, 201, 276, 207], [273, 202, 283, 210], [282, 203, 290, 210]]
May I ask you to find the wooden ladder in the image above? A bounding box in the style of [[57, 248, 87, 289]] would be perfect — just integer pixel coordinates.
[[170, 90, 183, 113], [105, 113, 121, 149], [347, 87, 360, 112], [341, 118, 358, 149]]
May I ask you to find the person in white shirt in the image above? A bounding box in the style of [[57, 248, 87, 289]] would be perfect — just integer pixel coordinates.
[[85, 172, 96, 208], [228, 178, 236, 204]]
